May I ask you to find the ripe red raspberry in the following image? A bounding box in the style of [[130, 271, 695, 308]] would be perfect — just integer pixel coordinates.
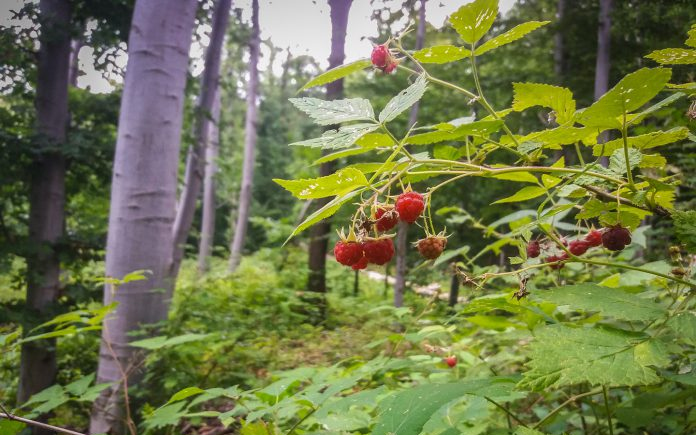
[[395, 191, 424, 223], [417, 236, 447, 260], [383, 61, 398, 74], [371, 44, 389, 68], [375, 205, 399, 232], [363, 238, 395, 265], [526, 240, 540, 258], [602, 225, 632, 251], [546, 252, 568, 269], [351, 255, 368, 270], [569, 240, 590, 256], [334, 241, 363, 266], [444, 355, 457, 368], [584, 229, 604, 247]]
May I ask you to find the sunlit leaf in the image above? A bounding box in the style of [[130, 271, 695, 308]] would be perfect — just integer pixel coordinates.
[[299, 59, 371, 91], [449, 0, 499, 45], [512, 83, 576, 124], [285, 189, 366, 243], [290, 123, 379, 150], [379, 75, 428, 123], [592, 127, 689, 156], [645, 48, 696, 65], [289, 97, 374, 125], [493, 186, 546, 204], [673, 210, 696, 252], [274, 168, 368, 199], [475, 21, 550, 55], [407, 120, 503, 145], [413, 45, 468, 64]]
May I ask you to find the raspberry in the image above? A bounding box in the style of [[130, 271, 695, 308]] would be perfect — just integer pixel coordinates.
[[526, 240, 540, 258], [351, 255, 368, 270], [601, 225, 632, 251], [375, 205, 399, 232], [417, 236, 447, 260], [383, 61, 398, 74], [444, 355, 457, 368], [584, 229, 604, 247], [569, 240, 590, 256], [546, 253, 568, 269], [395, 191, 424, 223], [371, 44, 389, 68], [334, 241, 364, 266], [363, 238, 395, 265]]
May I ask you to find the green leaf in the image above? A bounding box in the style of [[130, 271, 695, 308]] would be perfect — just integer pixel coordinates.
[[609, 147, 642, 174], [299, 59, 371, 91], [578, 68, 672, 128], [475, 21, 550, 55], [130, 333, 212, 350], [627, 92, 684, 125], [673, 210, 696, 252], [512, 83, 576, 124], [379, 75, 428, 123], [645, 48, 696, 65], [289, 97, 374, 126], [520, 325, 668, 391], [640, 154, 667, 168], [493, 186, 546, 204], [488, 171, 538, 183], [515, 428, 547, 435], [449, 0, 499, 45], [164, 387, 205, 406], [667, 312, 696, 344], [274, 168, 368, 200], [576, 198, 614, 220], [373, 377, 520, 435], [355, 132, 394, 148], [290, 123, 379, 150], [407, 120, 503, 145], [65, 374, 95, 397], [687, 24, 696, 47], [413, 45, 468, 64], [592, 127, 689, 156], [536, 284, 666, 322], [0, 420, 25, 435], [285, 189, 365, 243], [517, 126, 596, 150]]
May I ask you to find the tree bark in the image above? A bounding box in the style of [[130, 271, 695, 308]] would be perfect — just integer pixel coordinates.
[[197, 88, 222, 273], [18, 2, 71, 428], [553, 0, 565, 80], [394, 0, 426, 308], [171, 0, 232, 277], [306, 0, 353, 294], [594, 0, 612, 158], [89, 0, 198, 433], [228, 0, 261, 272]]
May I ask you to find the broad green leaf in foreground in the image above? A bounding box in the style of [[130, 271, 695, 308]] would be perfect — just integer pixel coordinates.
[[449, 0, 499, 45], [289, 97, 375, 125], [299, 59, 371, 91], [512, 82, 576, 124], [379, 75, 428, 123], [274, 168, 368, 199], [520, 324, 669, 391], [475, 21, 550, 56], [413, 45, 468, 64], [577, 68, 672, 128], [535, 284, 666, 322], [289, 123, 379, 150], [373, 377, 521, 435]]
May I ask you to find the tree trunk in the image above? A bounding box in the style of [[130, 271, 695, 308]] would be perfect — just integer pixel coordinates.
[[90, 0, 198, 433], [306, 0, 353, 294], [197, 88, 221, 273], [553, 0, 565, 80], [171, 0, 232, 278], [448, 272, 459, 307], [228, 0, 261, 272], [595, 0, 612, 159], [18, 2, 71, 427], [394, 0, 426, 308]]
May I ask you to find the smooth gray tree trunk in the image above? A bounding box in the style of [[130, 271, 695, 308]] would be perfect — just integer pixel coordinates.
[[394, 0, 426, 308], [595, 0, 612, 160], [90, 0, 198, 433], [306, 0, 353, 294], [18, 3, 71, 430], [228, 0, 261, 272], [172, 0, 232, 278], [197, 88, 222, 273], [553, 0, 565, 80]]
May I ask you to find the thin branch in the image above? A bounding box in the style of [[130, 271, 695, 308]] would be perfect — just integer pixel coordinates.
[[0, 403, 86, 435]]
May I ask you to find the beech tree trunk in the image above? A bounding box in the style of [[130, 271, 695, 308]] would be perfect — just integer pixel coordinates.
[[553, 0, 565, 80], [595, 0, 612, 156], [228, 0, 261, 272], [394, 0, 426, 308], [171, 0, 232, 277], [18, 1, 71, 425], [306, 0, 353, 294], [90, 0, 198, 433], [197, 88, 221, 273]]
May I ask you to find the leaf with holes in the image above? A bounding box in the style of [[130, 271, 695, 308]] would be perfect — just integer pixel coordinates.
[[449, 0, 499, 45], [379, 75, 428, 123], [646, 48, 696, 65], [290, 97, 374, 125], [290, 123, 379, 150], [274, 168, 368, 200], [414, 45, 468, 64]]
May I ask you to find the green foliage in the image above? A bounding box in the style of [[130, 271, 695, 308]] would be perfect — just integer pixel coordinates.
[[673, 210, 696, 252]]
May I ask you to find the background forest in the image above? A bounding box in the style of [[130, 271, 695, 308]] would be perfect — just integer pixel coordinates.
[[1, 0, 695, 435]]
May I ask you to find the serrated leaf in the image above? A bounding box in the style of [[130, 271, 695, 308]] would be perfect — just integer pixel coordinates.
[[488, 171, 538, 183], [609, 147, 642, 174], [673, 210, 696, 252], [476, 21, 550, 55], [667, 312, 696, 344], [274, 168, 368, 199], [286, 189, 365, 243], [290, 123, 379, 150], [300, 59, 371, 91], [640, 154, 667, 168], [65, 374, 95, 397], [433, 144, 462, 160], [413, 45, 468, 64], [646, 48, 696, 65], [536, 284, 666, 322], [355, 132, 394, 148], [289, 97, 374, 125], [493, 186, 546, 204], [592, 127, 689, 156], [407, 120, 503, 145], [576, 198, 614, 220], [379, 75, 428, 123], [520, 325, 668, 391], [578, 68, 672, 128], [512, 83, 576, 124], [626, 92, 684, 125], [449, 0, 499, 45], [517, 126, 596, 150]]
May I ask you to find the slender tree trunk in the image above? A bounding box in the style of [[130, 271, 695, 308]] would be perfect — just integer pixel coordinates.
[[229, 0, 261, 272], [90, 0, 198, 433], [306, 0, 353, 294], [69, 37, 82, 87], [394, 0, 426, 308], [171, 0, 232, 277], [595, 0, 612, 161], [448, 272, 459, 307], [197, 88, 221, 273], [18, 1, 71, 426], [553, 0, 565, 80]]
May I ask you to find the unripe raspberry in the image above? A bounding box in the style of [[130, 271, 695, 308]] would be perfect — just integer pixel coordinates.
[[334, 241, 364, 266], [526, 240, 540, 258], [375, 205, 399, 232], [584, 229, 604, 247], [417, 236, 447, 260], [363, 238, 395, 265], [395, 191, 425, 223], [601, 225, 631, 251], [569, 240, 590, 256]]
